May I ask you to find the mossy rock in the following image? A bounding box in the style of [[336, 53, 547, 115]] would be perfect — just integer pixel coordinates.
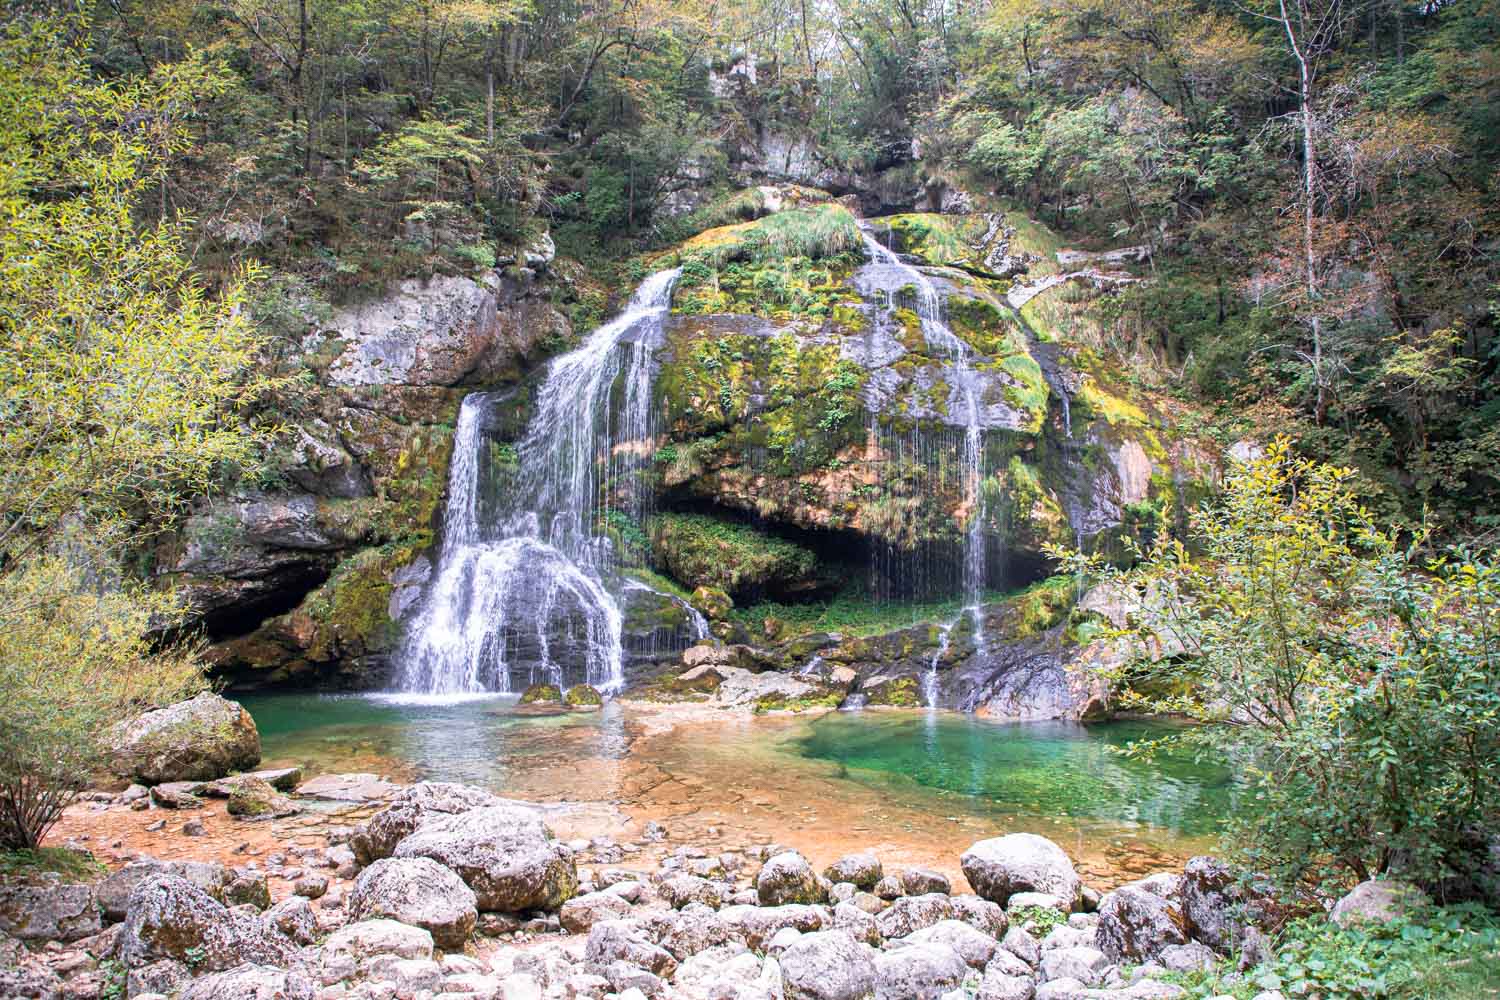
[[690, 585, 733, 621], [751, 690, 844, 714], [862, 675, 922, 707], [518, 684, 563, 705], [652, 513, 819, 597], [564, 684, 604, 708]]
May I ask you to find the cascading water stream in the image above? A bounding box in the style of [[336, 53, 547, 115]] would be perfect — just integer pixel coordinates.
[[860, 229, 990, 706], [396, 269, 681, 697]]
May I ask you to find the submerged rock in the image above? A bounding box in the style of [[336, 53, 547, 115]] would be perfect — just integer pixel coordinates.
[[110, 692, 261, 785]]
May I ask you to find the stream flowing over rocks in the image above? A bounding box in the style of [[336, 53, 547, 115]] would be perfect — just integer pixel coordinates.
[[2, 772, 1314, 1000]]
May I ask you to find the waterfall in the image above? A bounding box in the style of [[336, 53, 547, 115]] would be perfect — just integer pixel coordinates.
[[860, 229, 987, 605], [396, 269, 680, 696]]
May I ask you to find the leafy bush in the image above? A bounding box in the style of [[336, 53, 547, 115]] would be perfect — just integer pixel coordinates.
[[1069, 439, 1500, 899], [1170, 904, 1500, 1000]]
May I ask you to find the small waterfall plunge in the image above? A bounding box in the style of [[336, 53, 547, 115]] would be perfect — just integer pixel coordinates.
[[396, 269, 681, 696], [859, 229, 990, 707]]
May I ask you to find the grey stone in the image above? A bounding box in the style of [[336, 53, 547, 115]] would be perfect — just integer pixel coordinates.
[[1094, 886, 1186, 963], [758, 852, 825, 906], [180, 963, 316, 1000], [657, 874, 722, 910], [904, 919, 997, 969], [1330, 880, 1429, 929], [901, 868, 951, 896], [560, 890, 634, 934], [264, 896, 320, 945], [1038, 946, 1109, 986], [823, 854, 883, 892], [584, 920, 677, 977], [962, 836, 1081, 910], [349, 781, 504, 865], [121, 875, 298, 972], [978, 966, 1035, 1000], [110, 693, 261, 785], [393, 804, 578, 913], [1001, 927, 1041, 968], [0, 881, 100, 942], [873, 941, 967, 1000], [779, 930, 878, 1000], [349, 856, 477, 949], [950, 894, 1008, 939], [1156, 942, 1216, 973], [874, 893, 953, 940], [720, 904, 830, 950]]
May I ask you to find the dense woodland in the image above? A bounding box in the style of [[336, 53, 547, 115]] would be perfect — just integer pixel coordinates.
[[38, 0, 1500, 536]]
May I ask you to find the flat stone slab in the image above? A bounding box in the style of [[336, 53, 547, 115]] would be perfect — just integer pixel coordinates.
[[249, 767, 303, 791], [296, 773, 402, 803]]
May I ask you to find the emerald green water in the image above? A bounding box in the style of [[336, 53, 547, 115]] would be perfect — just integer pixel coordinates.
[[240, 694, 1235, 850], [791, 713, 1234, 837]]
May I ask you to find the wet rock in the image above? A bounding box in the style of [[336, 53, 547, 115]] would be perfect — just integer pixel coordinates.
[[1330, 879, 1429, 929], [962, 835, 1081, 910], [295, 772, 402, 804], [0, 881, 100, 942], [121, 875, 298, 972], [561, 890, 634, 933], [1094, 886, 1186, 963], [779, 929, 877, 1000], [757, 852, 825, 906], [110, 692, 261, 785], [584, 920, 677, 978], [349, 781, 503, 865], [225, 776, 300, 819], [904, 919, 997, 968], [873, 941, 967, 1000], [875, 893, 953, 940], [823, 853, 883, 891], [349, 857, 478, 949], [393, 803, 578, 912], [901, 868, 951, 896], [180, 963, 316, 1000]]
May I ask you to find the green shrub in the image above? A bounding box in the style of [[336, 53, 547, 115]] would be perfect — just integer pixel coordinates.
[[1068, 439, 1500, 899], [650, 513, 819, 596]]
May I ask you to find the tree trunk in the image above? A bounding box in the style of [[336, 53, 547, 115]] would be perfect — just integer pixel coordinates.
[[1280, 0, 1326, 424]]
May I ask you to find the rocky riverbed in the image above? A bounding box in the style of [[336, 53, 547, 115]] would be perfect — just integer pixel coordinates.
[[6, 765, 1289, 1000]]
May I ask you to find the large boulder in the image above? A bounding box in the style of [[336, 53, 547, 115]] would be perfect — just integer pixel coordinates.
[[961, 835, 1080, 910], [1330, 879, 1430, 929], [121, 874, 298, 972], [349, 781, 503, 865], [0, 880, 100, 942], [1180, 856, 1239, 952], [348, 856, 477, 949], [1093, 885, 1187, 963], [779, 929, 878, 1000], [110, 692, 261, 785], [873, 941, 967, 1000], [758, 851, 825, 905], [180, 963, 316, 1000], [903, 919, 997, 969], [98, 858, 233, 921], [584, 919, 678, 977], [393, 804, 578, 912]]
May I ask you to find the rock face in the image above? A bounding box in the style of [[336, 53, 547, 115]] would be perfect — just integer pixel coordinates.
[[110, 692, 261, 785], [121, 874, 298, 972], [348, 857, 478, 949], [962, 835, 1081, 910], [180, 964, 316, 1000], [392, 804, 578, 912]]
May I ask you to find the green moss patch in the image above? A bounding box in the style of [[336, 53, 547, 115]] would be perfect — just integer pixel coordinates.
[[651, 513, 819, 596]]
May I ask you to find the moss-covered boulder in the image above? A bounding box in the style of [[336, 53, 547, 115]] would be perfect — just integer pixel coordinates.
[[690, 585, 733, 621], [563, 684, 603, 708], [518, 683, 563, 705], [110, 693, 261, 785], [651, 513, 820, 598]]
